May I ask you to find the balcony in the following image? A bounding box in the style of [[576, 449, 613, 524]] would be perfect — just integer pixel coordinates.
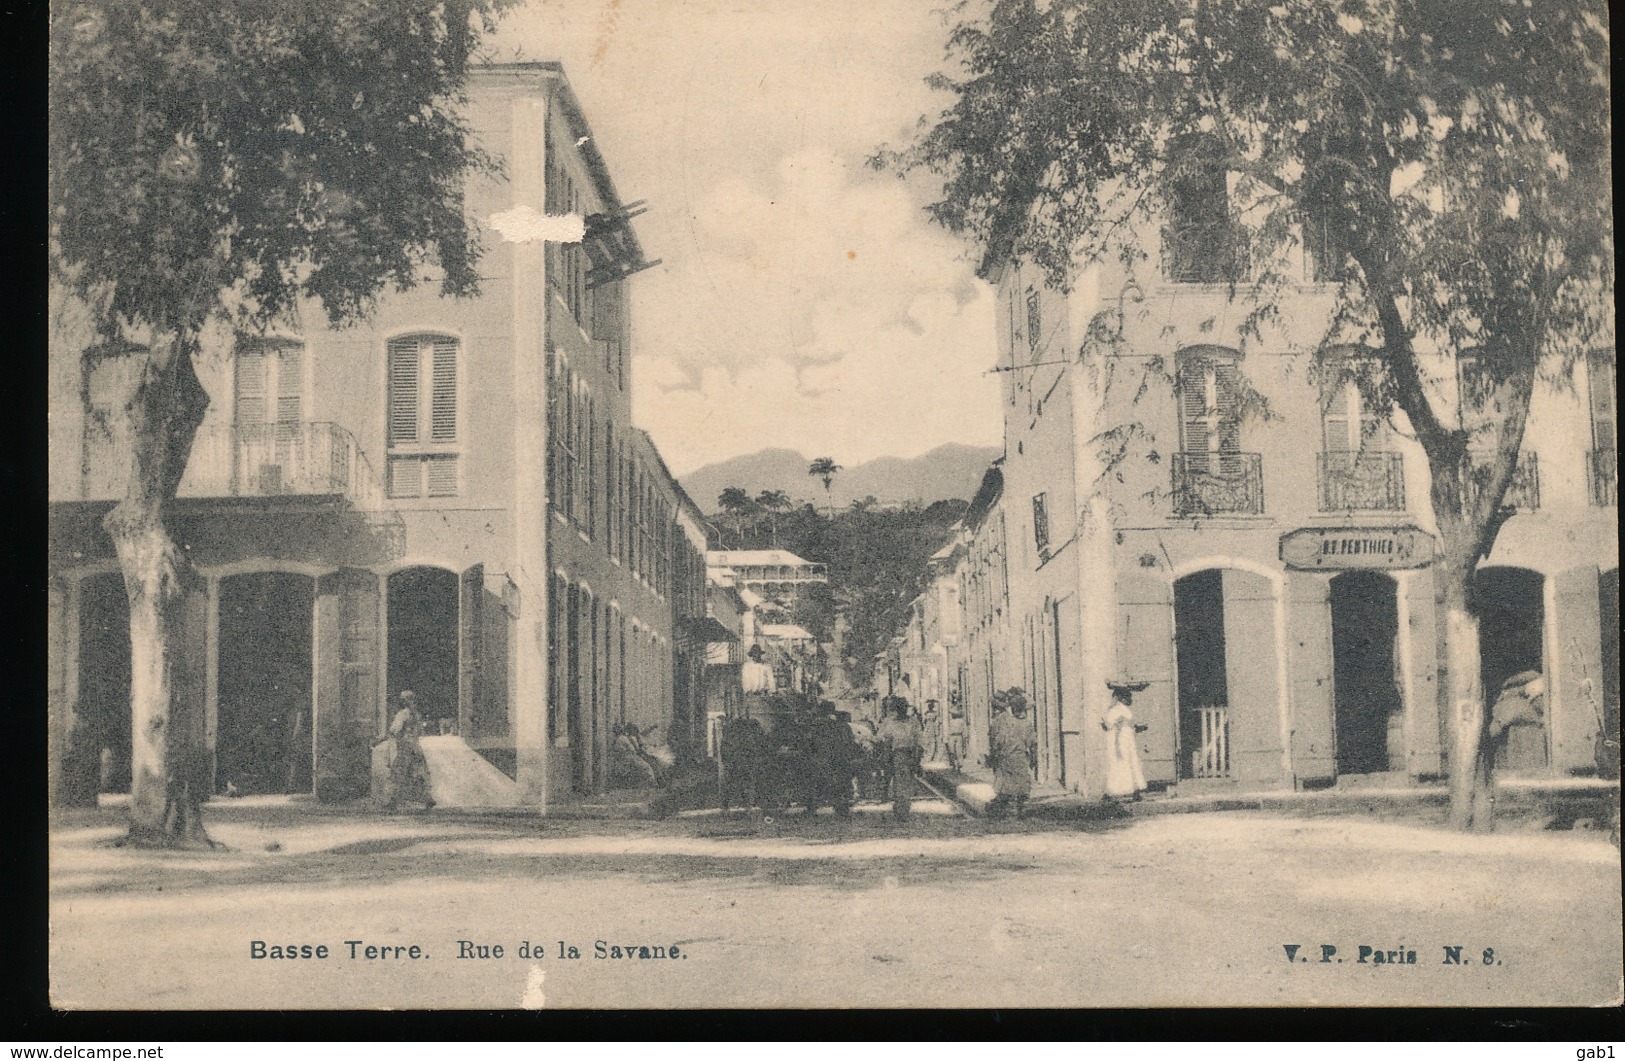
[[1588, 448, 1617, 507], [84, 421, 385, 512], [1465, 450, 1540, 512], [1171, 451, 1264, 517], [1317, 452, 1406, 512], [1161, 223, 1250, 285]]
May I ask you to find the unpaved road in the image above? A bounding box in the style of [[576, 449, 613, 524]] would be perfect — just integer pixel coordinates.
[[49, 802, 1622, 1009]]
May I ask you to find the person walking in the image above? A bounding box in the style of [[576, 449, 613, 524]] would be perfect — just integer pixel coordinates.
[[875, 696, 923, 818], [383, 690, 434, 812], [986, 687, 1037, 819], [806, 701, 861, 817], [1102, 680, 1150, 801]]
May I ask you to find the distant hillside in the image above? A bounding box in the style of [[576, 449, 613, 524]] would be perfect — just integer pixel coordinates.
[[682, 443, 1001, 511]]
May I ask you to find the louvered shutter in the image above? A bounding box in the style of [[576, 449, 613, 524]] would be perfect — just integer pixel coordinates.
[[1324, 381, 1355, 455], [236, 350, 267, 426], [1591, 353, 1616, 454], [388, 339, 420, 444], [276, 345, 303, 425], [426, 456, 459, 497], [1214, 360, 1243, 474], [1179, 359, 1211, 473], [430, 338, 457, 441]]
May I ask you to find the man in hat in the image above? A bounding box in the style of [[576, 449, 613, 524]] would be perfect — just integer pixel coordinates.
[[986, 687, 1037, 819], [1102, 680, 1150, 801], [876, 696, 923, 818]]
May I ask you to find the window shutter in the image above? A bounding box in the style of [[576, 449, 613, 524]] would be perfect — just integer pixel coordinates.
[[387, 456, 421, 498], [276, 345, 303, 425], [1179, 359, 1211, 469], [1590, 353, 1616, 453], [426, 455, 459, 497], [1214, 360, 1241, 453], [430, 338, 458, 441], [388, 338, 420, 444], [236, 350, 267, 426], [1324, 381, 1355, 455]]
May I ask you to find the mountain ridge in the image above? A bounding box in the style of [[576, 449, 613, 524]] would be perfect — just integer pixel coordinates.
[[681, 442, 1002, 511]]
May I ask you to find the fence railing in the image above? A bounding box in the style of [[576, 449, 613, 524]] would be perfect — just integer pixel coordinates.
[[1171, 451, 1264, 516], [1317, 451, 1406, 512], [1588, 448, 1617, 507], [1191, 705, 1231, 779], [83, 421, 384, 512]]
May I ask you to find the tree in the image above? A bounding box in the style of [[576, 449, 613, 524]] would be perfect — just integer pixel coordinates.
[[755, 489, 792, 547], [808, 457, 842, 516], [50, 0, 510, 847], [716, 486, 757, 548], [888, 0, 1612, 829]]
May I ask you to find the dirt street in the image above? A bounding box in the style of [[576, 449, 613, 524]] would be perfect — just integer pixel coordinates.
[[49, 800, 1622, 1009]]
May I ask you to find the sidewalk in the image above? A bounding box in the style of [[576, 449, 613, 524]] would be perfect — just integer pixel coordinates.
[[923, 760, 1621, 825]]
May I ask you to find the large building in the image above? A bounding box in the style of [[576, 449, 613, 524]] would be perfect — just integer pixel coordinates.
[[925, 169, 1617, 798], [48, 63, 705, 812]]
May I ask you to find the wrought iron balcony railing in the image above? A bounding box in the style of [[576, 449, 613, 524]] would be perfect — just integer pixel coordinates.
[[1171, 451, 1265, 516], [83, 421, 384, 512], [1588, 448, 1618, 507], [1161, 222, 1250, 284], [1317, 451, 1406, 512], [1465, 450, 1540, 512]]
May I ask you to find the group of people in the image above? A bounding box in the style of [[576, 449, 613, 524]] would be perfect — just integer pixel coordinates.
[[982, 680, 1150, 818]]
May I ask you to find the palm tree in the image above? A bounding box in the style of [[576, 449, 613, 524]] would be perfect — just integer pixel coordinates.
[[807, 457, 841, 517], [717, 486, 754, 548], [755, 489, 791, 547]]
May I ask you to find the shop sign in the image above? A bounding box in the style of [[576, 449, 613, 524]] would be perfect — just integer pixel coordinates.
[[1279, 527, 1435, 571]]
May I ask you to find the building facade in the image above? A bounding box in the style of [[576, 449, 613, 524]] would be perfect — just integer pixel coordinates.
[[974, 181, 1619, 798], [48, 63, 702, 811]]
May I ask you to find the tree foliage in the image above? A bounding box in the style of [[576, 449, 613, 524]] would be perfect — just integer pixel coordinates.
[[51, 0, 508, 341]]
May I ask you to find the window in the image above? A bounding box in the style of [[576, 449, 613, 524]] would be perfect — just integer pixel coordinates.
[[386, 334, 460, 499], [1162, 141, 1246, 284], [1026, 289, 1042, 359], [1031, 493, 1050, 556], [1177, 353, 1243, 472], [1589, 350, 1616, 457], [236, 339, 305, 432], [1322, 373, 1387, 456]]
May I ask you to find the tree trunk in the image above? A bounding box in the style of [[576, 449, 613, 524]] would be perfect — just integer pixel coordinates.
[[101, 335, 214, 849], [1439, 554, 1492, 832]]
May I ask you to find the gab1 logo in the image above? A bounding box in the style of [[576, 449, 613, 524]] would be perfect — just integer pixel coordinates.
[[1575, 1049, 1614, 1061]]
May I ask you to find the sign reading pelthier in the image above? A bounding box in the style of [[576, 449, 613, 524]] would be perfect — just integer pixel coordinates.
[[1279, 527, 1435, 571]]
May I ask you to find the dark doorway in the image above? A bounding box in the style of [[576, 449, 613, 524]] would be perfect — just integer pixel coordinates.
[[1475, 566, 1546, 773], [1330, 572, 1403, 774], [386, 567, 459, 730], [566, 583, 588, 792], [1174, 569, 1229, 779], [77, 573, 131, 795], [217, 573, 314, 795]]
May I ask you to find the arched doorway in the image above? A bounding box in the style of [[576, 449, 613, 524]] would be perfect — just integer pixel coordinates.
[[1175, 570, 1229, 779], [217, 572, 315, 795], [75, 573, 131, 798], [386, 567, 460, 731], [1330, 571, 1403, 775], [1475, 566, 1546, 773]]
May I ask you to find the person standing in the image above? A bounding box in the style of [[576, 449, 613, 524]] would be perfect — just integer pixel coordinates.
[[875, 696, 923, 818], [384, 690, 434, 812], [1102, 680, 1150, 801], [986, 688, 1037, 819]]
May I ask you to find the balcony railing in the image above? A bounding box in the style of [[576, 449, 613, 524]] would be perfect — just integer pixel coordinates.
[[1161, 222, 1250, 284], [1317, 451, 1406, 512], [1588, 448, 1618, 507], [1171, 451, 1264, 516], [1465, 450, 1540, 512], [84, 421, 384, 511]]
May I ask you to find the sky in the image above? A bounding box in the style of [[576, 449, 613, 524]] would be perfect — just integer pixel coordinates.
[[491, 0, 1003, 475]]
